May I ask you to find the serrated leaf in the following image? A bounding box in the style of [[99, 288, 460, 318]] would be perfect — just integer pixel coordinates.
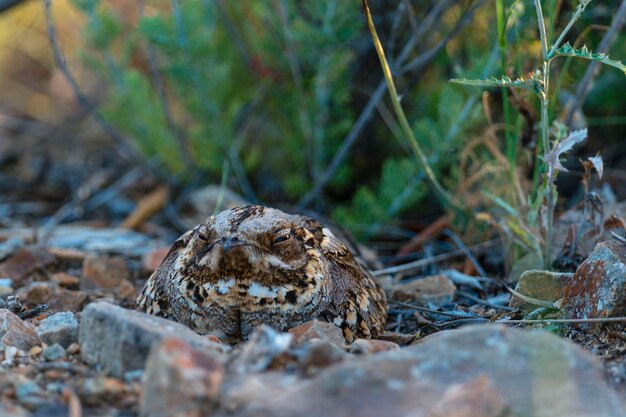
[[546, 128, 588, 172], [450, 76, 542, 94], [587, 155, 604, 179], [551, 43, 626, 74]]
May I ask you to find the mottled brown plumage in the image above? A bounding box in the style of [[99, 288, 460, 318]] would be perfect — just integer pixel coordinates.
[[137, 205, 387, 344]]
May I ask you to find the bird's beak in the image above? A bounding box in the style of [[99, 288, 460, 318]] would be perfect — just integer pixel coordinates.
[[222, 236, 247, 253]]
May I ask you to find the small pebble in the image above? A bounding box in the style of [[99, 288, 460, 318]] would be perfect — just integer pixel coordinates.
[[28, 346, 42, 356], [42, 344, 66, 361], [66, 342, 80, 355], [123, 370, 143, 383], [15, 380, 41, 402]]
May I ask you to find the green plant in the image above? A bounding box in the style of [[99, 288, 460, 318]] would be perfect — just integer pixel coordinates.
[[452, 0, 626, 268]]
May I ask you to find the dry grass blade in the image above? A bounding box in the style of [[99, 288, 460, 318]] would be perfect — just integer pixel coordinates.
[[505, 285, 556, 308], [361, 0, 461, 213]]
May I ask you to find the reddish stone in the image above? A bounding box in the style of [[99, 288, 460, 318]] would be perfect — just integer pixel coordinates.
[[142, 247, 170, 272], [140, 337, 224, 417], [348, 338, 400, 354], [562, 240, 626, 319], [288, 320, 344, 347], [0, 247, 55, 282], [81, 255, 128, 289], [429, 375, 508, 417], [50, 272, 80, 288], [0, 309, 41, 350]]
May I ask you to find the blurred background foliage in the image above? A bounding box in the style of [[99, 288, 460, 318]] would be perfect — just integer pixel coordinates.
[[0, 0, 624, 239]]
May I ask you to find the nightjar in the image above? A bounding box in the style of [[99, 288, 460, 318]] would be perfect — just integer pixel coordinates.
[[137, 205, 387, 344]]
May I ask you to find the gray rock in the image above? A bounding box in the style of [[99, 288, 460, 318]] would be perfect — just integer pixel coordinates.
[[563, 240, 626, 319], [218, 325, 625, 417], [0, 309, 40, 351], [140, 337, 224, 417], [79, 302, 228, 377], [36, 311, 78, 348], [15, 380, 42, 406], [42, 343, 66, 361]]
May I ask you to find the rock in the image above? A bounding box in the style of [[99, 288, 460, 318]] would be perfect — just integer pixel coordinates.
[[140, 337, 224, 417], [219, 325, 624, 417], [348, 338, 399, 354], [510, 270, 570, 313], [297, 339, 347, 375], [0, 309, 40, 350], [429, 375, 509, 417], [42, 343, 66, 361], [142, 247, 170, 272], [0, 295, 21, 314], [81, 255, 129, 290], [288, 320, 344, 347], [80, 376, 126, 404], [563, 240, 626, 319], [36, 312, 78, 348], [50, 272, 80, 288], [0, 404, 29, 417], [391, 274, 456, 306], [116, 279, 137, 299], [48, 289, 88, 313], [230, 326, 293, 374], [0, 246, 55, 283], [15, 379, 42, 406], [17, 282, 87, 313], [79, 301, 227, 377], [18, 282, 55, 305], [65, 342, 80, 355]]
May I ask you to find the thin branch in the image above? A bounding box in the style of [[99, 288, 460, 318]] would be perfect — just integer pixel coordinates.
[[43, 0, 143, 164], [443, 229, 488, 277], [373, 239, 500, 276], [565, 0, 626, 126]]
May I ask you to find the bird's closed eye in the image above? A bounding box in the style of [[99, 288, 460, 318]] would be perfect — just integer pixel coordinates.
[[272, 234, 291, 244]]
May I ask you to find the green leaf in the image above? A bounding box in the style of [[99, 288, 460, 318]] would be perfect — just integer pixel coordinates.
[[450, 75, 543, 94], [550, 43, 626, 74]]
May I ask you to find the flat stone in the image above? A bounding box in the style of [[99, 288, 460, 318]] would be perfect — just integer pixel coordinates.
[[510, 270, 570, 313], [81, 255, 129, 290], [288, 320, 344, 347], [218, 325, 624, 417], [79, 301, 228, 377], [140, 337, 224, 417], [392, 274, 456, 306], [18, 282, 87, 312], [36, 312, 78, 348], [0, 309, 40, 351], [563, 240, 626, 319]]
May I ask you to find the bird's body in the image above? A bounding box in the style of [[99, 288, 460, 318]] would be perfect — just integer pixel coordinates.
[[137, 205, 387, 344]]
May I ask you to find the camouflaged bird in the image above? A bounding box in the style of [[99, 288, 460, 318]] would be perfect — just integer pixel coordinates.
[[137, 205, 387, 344]]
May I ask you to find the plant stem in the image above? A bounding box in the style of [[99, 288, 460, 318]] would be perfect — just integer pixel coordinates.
[[548, 0, 590, 57], [534, 0, 549, 60], [361, 0, 461, 213], [540, 60, 553, 269]]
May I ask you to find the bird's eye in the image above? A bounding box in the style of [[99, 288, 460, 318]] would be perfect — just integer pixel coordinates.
[[272, 234, 291, 244]]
